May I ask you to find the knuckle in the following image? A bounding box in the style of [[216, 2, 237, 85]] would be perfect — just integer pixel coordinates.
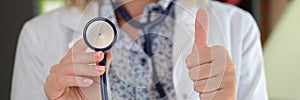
[[215, 46, 226, 51], [212, 46, 223, 50], [194, 86, 200, 93], [189, 67, 200, 81], [226, 61, 236, 72], [186, 55, 197, 68], [50, 65, 58, 73], [213, 46, 230, 56], [207, 47, 213, 50], [45, 75, 52, 83], [223, 74, 237, 87], [60, 55, 70, 64], [194, 82, 202, 93], [185, 58, 190, 65], [188, 70, 195, 81]]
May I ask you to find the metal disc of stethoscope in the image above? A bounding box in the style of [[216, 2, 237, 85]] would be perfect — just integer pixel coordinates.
[[83, 17, 117, 51]]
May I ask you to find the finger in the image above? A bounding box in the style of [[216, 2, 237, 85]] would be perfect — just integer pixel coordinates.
[[207, 88, 236, 100], [56, 63, 105, 76], [186, 9, 209, 69], [61, 39, 89, 64], [56, 76, 94, 89], [90, 76, 101, 85], [203, 74, 236, 100], [72, 39, 89, 53], [188, 63, 216, 81], [186, 47, 212, 69], [73, 51, 105, 64], [199, 90, 218, 100], [194, 75, 223, 93], [196, 72, 236, 99], [44, 75, 94, 95], [195, 9, 209, 49]]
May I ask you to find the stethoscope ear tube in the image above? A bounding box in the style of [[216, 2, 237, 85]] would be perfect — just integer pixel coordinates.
[[112, 0, 176, 30]]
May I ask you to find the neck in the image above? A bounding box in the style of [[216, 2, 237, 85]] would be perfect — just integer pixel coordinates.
[[115, 0, 158, 42]]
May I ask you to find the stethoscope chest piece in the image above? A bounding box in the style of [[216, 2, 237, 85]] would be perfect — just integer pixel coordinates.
[[83, 17, 117, 51]]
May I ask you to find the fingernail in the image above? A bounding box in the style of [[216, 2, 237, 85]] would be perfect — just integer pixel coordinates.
[[95, 66, 105, 74], [94, 52, 103, 59], [94, 52, 102, 59], [83, 79, 93, 84]]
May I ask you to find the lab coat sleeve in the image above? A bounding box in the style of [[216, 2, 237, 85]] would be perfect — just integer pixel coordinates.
[[237, 13, 268, 100], [11, 21, 47, 100]]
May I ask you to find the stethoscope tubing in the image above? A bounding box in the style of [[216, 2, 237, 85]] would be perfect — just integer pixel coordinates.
[[112, 0, 176, 30]]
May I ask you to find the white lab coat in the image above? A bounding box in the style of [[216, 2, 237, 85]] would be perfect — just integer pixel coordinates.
[[11, 0, 268, 100]]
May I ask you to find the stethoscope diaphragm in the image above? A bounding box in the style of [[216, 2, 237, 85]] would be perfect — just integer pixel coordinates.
[[83, 17, 117, 51]]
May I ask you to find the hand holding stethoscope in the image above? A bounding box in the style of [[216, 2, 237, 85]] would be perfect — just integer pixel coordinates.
[[44, 15, 117, 100], [44, 39, 114, 100]]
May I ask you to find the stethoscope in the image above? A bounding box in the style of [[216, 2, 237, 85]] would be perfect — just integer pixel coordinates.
[[83, 0, 176, 99], [83, 17, 117, 100]]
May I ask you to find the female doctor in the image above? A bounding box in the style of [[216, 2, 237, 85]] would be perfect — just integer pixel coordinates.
[[11, 0, 268, 100]]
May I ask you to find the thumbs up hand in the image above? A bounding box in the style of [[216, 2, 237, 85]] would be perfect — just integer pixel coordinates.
[[185, 9, 237, 100]]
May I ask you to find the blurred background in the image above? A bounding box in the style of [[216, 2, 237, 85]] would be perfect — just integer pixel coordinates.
[[0, 0, 299, 99]]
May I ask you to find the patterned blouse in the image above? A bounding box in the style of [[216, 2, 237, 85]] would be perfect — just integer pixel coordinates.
[[99, 0, 176, 99]]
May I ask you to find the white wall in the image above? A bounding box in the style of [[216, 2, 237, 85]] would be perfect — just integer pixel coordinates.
[[264, 0, 300, 100]]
